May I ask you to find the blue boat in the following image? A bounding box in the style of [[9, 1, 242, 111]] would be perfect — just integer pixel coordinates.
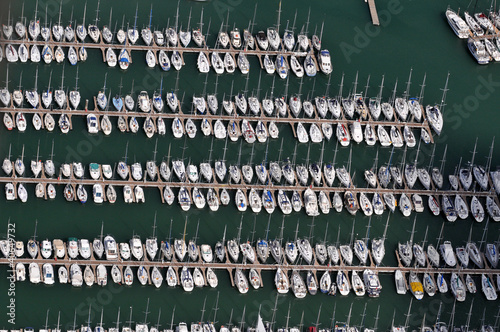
[[112, 96, 123, 111]]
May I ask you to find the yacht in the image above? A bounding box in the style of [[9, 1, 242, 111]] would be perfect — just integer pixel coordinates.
[[440, 241, 457, 267], [486, 196, 500, 221], [398, 241, 413, 267], [351, 270, 365, 296], [70, 264, 83, 287], [344, 191, 358, 215], [174, 239, 187, 261], [340, 245, 353, 265], [122, 266, 133, 286], [425, 105, 444, 135], [465, 274, 476, 293], [413, 243, 426, 267], [336, 270, 350, 296], [436, 272, 448, 293], [284, 241, 297, 263], [485, 243, 498, 268], [363, 269, 382, 297], [442, 195, 457, 222], [467, 242, 483, 268], [394, 270, 407, 295], [84, 265, 95, 286], [129, 236, 144, 260], [318, 50, 332, 74], [446, 9, 470, 38], [180, 267, 194, 292], [409, 271, 424, 300], [450, 272, 466, 302], [353, 240, 368, 265], [104, 236, 118, 260], [119, 243, 131, 260], [482, 273, 497, 300], [371, 238, 385, 266], [291, 271, 307, 298], [235, 268, 249, 294], [423, 273, 436, 297], [427, 244, 440, 267]]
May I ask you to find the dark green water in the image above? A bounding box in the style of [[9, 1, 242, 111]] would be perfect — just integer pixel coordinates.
[[1, 0, 500, 330]]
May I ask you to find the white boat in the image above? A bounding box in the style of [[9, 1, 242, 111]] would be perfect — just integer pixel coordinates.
[[446, 9, 470, 38], [467, 242, 483, 268], [426, 105, 443, 135], [482, 273, 498, 300], [291, 271, 307, 298], [237, 52, 250, 74], [440, 241, 457, 267], [450, 272, 466, 302], [427, 244, 440, 267], [351, 270, 365, 296], [394, 270, 407, 295], [166, 266, 177, 287], [486, 196, 500, 221], [235, 268, 249, 294], [318, 50, 332, 74], [336, 270, 350, 296], [485, 243, 498, 268], [423, 272, 436, 296]]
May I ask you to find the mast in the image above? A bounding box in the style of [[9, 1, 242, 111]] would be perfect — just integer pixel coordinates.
[[44, 309, 50, 330], [486, 137, 495, 172], [155, 308, 161, 331], [127, 307, 133, 330], [404, 298, 413, 329], [114, 307, 121, 331], [276, 1, 282, 34], [382, 213, 390, 241], [353, 71, 359, 96], [239, 305, 246, 332], [439, 72, 450, 113], [377, 75, 384, 102], [418, 73, 427, 102], [363, 75, 371, 101], [56, 311, 60, 331], [409, 216, 417, 243], [390, 79, 398, 105], [213, 292, 220, 324], [403, 68, 413, 100], [142, 298, 150, 325], [72, 309, 77, 331], [373, 306, 380, 332], [99, 308, 104, 329], [314, 304, 322, 330], [338, 72, 345, 99], [169, 307, 176, 330]]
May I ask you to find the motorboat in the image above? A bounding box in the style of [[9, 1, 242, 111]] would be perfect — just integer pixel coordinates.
[[363, 270, 382, 298], [394, 269, 407, 295], [446, 8, 471, 38], [440, 241, 457, 267]]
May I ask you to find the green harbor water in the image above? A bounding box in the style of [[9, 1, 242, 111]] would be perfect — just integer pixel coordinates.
[[1, 0, 500, 329]]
